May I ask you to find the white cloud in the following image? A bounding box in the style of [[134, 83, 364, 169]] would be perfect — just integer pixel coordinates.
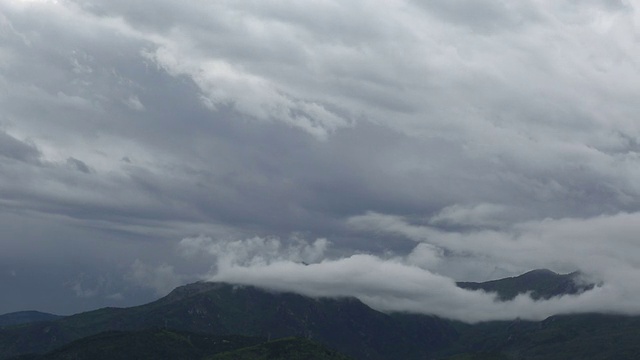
[[192, 228, 640, 323], [349, 211, 640, 278], [144, 46, 351, 139], [127, 259, 184, 296], [179, 235, 329, 267], [106, 292, 124, 301], [405, 243, 443, 270], [342, 211, 640, 319], [124, 95, 145, 111], [207, 242, 629, 323], [429, 203, 513, 228], [66, 273, 113, 299]]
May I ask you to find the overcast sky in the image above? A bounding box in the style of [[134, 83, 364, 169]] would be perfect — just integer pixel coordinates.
[[2, 0, 640, 322]]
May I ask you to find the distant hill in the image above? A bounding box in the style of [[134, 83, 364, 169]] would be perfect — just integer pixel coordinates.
[[443, 313, 640, 360], [456, 269, 594, 301], [0, 312, 62, 329]]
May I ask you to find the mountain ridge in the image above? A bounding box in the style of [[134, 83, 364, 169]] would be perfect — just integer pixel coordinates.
[[456, 269, 594, 301], [3, 270, 635, 360], [0, 312, 62, 329], [0, 282, 455, 360]]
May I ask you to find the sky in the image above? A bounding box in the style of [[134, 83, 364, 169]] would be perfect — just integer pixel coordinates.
[[2, 0, 640, 322]]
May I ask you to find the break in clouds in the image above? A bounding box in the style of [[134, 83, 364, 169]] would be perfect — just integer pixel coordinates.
[[2, 0, 640, 321]]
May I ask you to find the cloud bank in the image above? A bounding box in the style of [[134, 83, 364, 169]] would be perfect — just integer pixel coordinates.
[[174, 206, 640, 322], [193, 225, 639, 323]]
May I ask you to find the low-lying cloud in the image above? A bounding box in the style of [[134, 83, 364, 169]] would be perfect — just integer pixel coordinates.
[[210, 254, 622, 323], [186, 210, 640, 323]]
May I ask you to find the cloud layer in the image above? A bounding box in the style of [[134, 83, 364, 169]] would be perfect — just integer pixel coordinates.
[[2, 0, 640, 319]]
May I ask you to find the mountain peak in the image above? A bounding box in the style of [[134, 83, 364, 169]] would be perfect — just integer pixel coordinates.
[[522, 268, 558, 276], [457, 269, 595, 301]]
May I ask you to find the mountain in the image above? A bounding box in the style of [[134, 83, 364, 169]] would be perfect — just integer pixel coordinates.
[[4, 270, 640, 360], [0, 312, 62, 329], [456, 269, 594, 301], [0, 282, 455, 360], [442, 313, 640, 360]]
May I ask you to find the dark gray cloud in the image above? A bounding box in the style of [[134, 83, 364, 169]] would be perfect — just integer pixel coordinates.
[[1, 0, 640, 320], [66, 157, 92, 173], [0, 130, 40, 163]]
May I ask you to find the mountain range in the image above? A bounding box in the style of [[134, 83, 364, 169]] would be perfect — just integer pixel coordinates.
[[1, 269, 638, 360]]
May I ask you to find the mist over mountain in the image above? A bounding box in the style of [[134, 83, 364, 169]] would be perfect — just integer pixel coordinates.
[[3, 271, 639, 360]]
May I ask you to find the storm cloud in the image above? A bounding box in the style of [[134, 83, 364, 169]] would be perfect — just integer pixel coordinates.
[[2, 0, 640, 320]]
